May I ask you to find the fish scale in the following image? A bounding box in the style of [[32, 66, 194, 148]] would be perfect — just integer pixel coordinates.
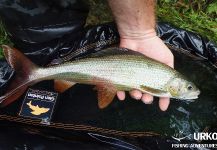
[[38, 55, 176, 92]]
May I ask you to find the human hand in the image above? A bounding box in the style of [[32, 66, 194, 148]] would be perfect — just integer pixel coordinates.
[[117, 32, 174, 111]]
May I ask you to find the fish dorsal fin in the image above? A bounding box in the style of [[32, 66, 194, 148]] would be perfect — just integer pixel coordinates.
[[87, 47, 144, 58], [95, 84, 117, 109]]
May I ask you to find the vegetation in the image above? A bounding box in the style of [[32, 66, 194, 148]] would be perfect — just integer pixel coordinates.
[[157, 0, 217, 42], [0, 22, 11, 58]]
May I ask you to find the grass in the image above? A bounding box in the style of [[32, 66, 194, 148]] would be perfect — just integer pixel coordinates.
[[0, 22, 11, 58], [86, 0, 113, 25], [0, 0, 216, 58], [157, 0, 217, 42]]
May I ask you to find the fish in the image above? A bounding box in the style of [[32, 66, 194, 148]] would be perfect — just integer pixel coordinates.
[[0, 45, 200, 108], [26, 101, 50, 116]]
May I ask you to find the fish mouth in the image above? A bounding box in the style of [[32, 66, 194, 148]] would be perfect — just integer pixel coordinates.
[[178, 90, 200, 101], [183, 95, 199, 100], [182, 98, 196, 102], [177, 97, 196, 103]]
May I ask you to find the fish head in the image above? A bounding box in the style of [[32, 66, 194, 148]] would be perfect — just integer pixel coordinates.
[[166, 77, 200, 100]]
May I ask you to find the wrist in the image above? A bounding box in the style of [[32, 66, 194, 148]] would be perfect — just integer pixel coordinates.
[[119, 28, 157, 40], [119, 31, 159, 51]]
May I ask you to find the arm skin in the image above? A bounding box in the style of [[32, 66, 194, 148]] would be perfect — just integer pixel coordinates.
[[107, 0, 174, 111]]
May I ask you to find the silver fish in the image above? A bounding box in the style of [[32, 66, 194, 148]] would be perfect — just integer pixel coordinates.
[[0, 45, 200, 108]]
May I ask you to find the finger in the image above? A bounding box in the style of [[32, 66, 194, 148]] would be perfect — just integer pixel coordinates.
[[167, 61, 174, 68], [141, 94, 153, 104], [129, 90, 142, 100], [159, 97, 170, 111], [117, 91, 125, 101], [167, 54, 174, 68]]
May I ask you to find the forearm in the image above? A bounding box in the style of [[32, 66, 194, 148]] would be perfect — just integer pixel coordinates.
[[108, 0, 156, 39]]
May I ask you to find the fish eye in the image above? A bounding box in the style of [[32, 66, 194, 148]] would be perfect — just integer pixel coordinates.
[[187, 85, 193, 90]]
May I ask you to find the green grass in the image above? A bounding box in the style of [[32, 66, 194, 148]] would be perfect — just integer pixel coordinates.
[[0, 22, 11, 58], [86, 0, 113, 25], [157, 0, 217, 42], [0, 0, 216, 58]]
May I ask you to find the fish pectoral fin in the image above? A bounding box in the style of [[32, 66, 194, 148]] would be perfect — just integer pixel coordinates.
[[54, 80, 76, 93], [95, 84, 117, 109], [140, 85, 169, 97]]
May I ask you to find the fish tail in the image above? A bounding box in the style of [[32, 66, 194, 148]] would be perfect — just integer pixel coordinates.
[[0, 45, 40, 107]]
